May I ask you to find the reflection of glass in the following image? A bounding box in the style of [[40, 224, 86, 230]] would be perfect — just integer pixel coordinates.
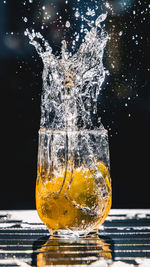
[[36, 128, 111, 235], [36, 235, 112, 266]]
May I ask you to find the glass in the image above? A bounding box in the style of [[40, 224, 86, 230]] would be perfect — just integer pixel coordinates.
[[36, 128, 112, 236]]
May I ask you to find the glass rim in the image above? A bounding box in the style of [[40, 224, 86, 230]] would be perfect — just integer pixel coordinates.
[[39, 127, 108, 134]]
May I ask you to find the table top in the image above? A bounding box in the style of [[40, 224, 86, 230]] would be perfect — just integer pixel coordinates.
[[0, 209, 150, 267]]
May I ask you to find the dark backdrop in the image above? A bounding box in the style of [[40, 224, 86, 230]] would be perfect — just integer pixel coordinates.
[[1, 0, 150, 209]]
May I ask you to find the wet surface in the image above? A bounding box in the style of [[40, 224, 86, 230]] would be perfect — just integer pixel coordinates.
[[0, 210, 150, 266]]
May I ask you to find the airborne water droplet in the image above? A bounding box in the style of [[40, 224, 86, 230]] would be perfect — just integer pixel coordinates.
[[86, 8, 95, 17], [65, 21, 70, 28], [75, 11, 80, 18], [95, 13, 107, 27], [24, 17, 28, 23]]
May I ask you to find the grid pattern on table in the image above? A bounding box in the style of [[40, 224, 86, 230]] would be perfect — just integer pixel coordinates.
[[0, 210, 150, 266]]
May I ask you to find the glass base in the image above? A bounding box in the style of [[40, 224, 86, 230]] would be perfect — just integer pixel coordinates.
[[51, 229, 97, 239]]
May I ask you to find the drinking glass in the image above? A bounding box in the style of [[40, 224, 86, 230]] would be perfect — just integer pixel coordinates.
[[36, 128, 112, 236]]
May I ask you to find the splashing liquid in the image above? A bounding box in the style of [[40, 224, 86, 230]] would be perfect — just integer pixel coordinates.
[[25, 12, 112, 234], [25, 13, 108, 131]]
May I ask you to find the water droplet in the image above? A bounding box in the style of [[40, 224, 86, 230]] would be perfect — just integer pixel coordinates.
[[76, 34, 79, 41], [105, 2, 110, 8], [75, 11, 80, 18], [24, 30, 27, 36], [29, 0, 33, 3], [86, 8, 95, 17], [42, 6, 45, 10], [65, 21, 70, 28], [119, 31, 123, 36], [24, 17, 28, 23], [95, 13, 107, 27], [135, 40, 139, 45]]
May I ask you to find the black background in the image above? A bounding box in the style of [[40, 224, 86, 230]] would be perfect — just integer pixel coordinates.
[[1, 0, 150, 209]]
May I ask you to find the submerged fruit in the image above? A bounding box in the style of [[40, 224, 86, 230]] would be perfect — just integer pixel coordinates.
[[36, 160, 111, 233]]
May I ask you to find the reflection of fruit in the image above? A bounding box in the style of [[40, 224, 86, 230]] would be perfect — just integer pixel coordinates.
[[37, 235, 112, 267], [36, 161, 112, 233]]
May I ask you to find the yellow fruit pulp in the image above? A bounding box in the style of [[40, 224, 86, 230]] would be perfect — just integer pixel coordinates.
[[36, 161, 111, 233]]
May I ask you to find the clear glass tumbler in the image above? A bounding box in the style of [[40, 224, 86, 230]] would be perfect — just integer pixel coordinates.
[[36, 128, 112, 236]]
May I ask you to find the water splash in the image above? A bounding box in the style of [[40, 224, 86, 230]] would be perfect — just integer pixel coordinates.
[[25, 12, 108, 131]]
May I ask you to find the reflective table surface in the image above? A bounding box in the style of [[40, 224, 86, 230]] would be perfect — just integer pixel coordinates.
[[0, 210, 150, 266]]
